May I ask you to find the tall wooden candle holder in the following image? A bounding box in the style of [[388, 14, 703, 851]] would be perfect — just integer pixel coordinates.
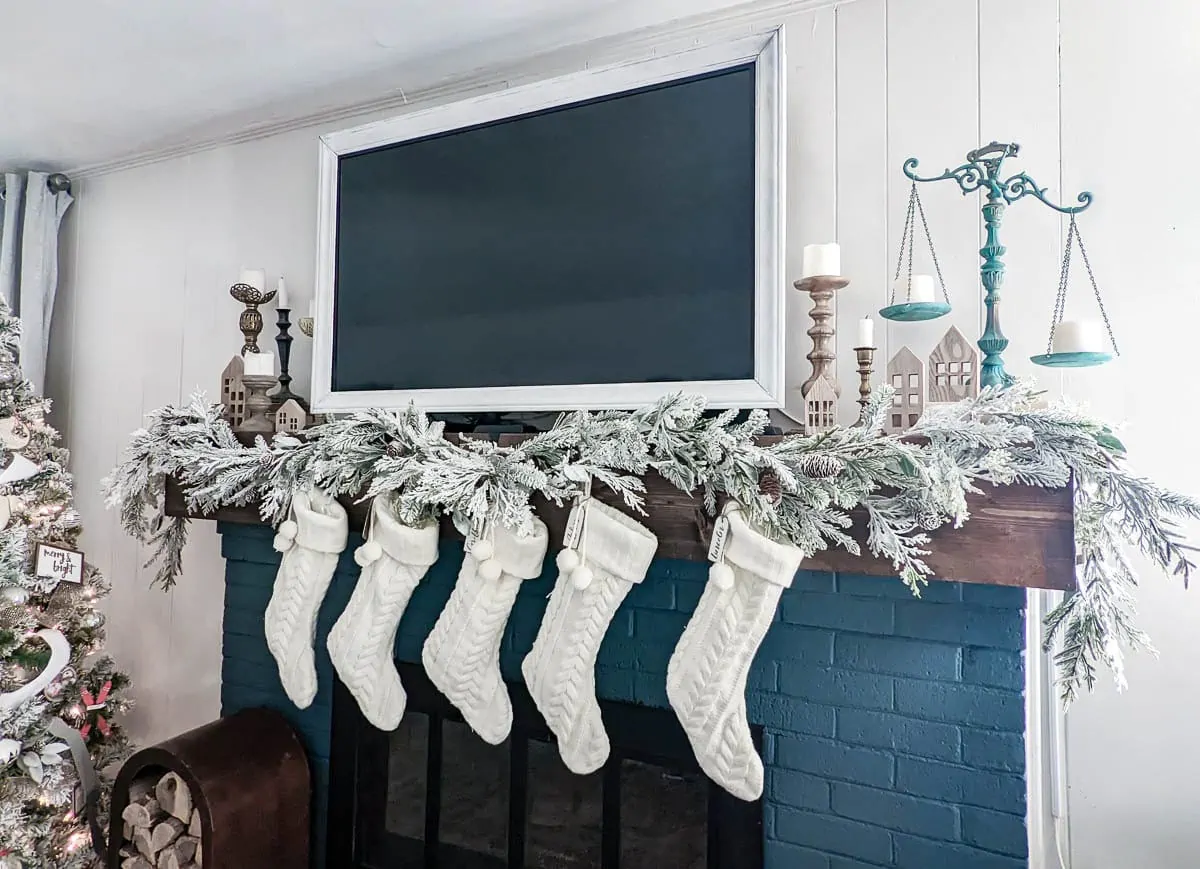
[[239, 375, 277, 435], [794, 275, 850, 398], [854, 346, 875, 426]]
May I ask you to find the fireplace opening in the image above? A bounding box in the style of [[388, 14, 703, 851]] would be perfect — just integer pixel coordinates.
[[328, 663, 763, 869]]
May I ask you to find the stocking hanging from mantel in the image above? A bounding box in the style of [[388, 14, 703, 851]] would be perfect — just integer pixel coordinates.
[[522, 498, 658, 775], [422, 517, 549, 744], [328, 496, 440, 730], [265, 489, 349, 709], [667, 507, 803, 801]]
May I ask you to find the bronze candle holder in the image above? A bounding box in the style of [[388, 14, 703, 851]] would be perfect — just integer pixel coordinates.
[[238, 375, 278, 435], [230, 283, 277, 356], [854, 346, 876, 426], [794, 275, 850, 398]]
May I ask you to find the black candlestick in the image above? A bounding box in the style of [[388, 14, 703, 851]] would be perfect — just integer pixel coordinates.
[[272, 309, 308, 410]]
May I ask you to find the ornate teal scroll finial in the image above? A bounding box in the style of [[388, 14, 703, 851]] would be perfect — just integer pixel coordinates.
[[902, 141, 1094, 389]]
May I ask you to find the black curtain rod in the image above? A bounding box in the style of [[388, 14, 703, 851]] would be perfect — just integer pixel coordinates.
[[0, 173, 72, 195]]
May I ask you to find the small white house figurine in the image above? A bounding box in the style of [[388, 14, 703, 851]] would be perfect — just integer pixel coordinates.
[[220, 355, 246, 428], [274, 399, 311, 434], [803, 375, 838, 434], [885, 346, 925, 434], [927, 326, 980, 403]]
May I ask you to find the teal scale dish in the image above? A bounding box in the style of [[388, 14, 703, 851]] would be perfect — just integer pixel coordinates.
[[879, 301, 952, 322], [1030, 351, 1113, 368]]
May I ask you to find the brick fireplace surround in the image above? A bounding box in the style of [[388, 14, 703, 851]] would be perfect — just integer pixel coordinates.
[[218, 523, 1027, 869]]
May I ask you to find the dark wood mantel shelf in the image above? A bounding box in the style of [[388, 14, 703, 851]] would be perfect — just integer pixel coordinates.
[[164, 436, 1076, 591]]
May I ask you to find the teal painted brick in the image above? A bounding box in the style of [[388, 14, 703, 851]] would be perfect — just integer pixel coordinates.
[[963, 648, 1023, 691], [893, 834, 1026, 869], [831, 782, 958, 840], [830, 857, 893, 869], [834, 634, 961, 680], [750, 693, 836, 737], [836, 709, 961, 763], [764, 840, 830, 869], [775, 735, 895, 789], [633, 671, 668, 708], [838, 574, 961, 603], [759, 624, 836, 664], [595, 667, 635, 703], [781, 593, 895, 634], [896, 758, 1025, 813], [219, 524, 279, 565], [895, 678, 1024, 730], [962, 806, 1028, 857], [774, 808, 893, 864], [626, 575, 675, 609], [778, 666, 894, 712], [962, 729, 1025, 773], [895, 601, 1023, 650], [632, 609, 690, 645], [962, 585, 1026, 609], [673, 579, 704, 613], [769, 769, 831, 810], [793, 570, 837, 593], [763, 804, 775, 839]]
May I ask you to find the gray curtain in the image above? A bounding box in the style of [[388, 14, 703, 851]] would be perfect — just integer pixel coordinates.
[[0, 171, 73, 395]]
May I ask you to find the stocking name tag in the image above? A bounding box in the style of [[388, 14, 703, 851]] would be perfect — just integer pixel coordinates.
[[707, 516, 730, 563]]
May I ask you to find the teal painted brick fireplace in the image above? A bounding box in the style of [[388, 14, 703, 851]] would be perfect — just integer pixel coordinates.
[[218, 522, 1028, 869]]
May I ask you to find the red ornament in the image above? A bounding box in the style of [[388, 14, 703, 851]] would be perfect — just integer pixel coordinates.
[[79, 680, 112, 739]]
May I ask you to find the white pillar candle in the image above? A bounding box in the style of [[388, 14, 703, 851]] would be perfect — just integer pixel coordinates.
[[856, 317, 875, 348], [242, 351, 275, 377], [239, 268, 266, 292], [893, 275, 936, 303], [1051, 320, 1104, 354], [276, 277, 290, 309], [801, 243, 841, 278]]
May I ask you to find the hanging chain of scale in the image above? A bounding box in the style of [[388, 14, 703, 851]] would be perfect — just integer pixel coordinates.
[[883, 141, 1118, 387]]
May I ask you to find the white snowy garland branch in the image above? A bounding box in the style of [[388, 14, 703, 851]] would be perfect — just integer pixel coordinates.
[[103, 382, 1199, 701]]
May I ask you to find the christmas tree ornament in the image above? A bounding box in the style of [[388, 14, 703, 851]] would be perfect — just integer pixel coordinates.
[[0, 586, 27, 605], [522, 500, 658, 774], [0, 628, 70, 712], [0, 453, 38, 485], [667, 507, 802, 800], [328, 496, 440, 731], [422, 518, 548, 744], [264, 489, 348, 708], [78, 681, 113, 739], [0, 417, 30, 450]]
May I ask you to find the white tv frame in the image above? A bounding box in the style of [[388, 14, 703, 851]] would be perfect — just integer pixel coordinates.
[[311, 27, 786, 413]]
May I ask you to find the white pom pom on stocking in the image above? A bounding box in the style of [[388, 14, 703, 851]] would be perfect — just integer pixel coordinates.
[[328, 496, 440, 730], [666, 507, 802, 800], [522, 500, 658, 774], [264, 489, 349, 709], [421, 519, 548, 744]]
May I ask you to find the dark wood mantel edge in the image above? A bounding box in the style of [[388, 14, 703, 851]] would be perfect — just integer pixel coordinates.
[[163, 471, 1077, 593]]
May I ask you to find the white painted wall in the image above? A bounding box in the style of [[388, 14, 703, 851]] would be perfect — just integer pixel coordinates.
[[44, 1, 1200, 866]]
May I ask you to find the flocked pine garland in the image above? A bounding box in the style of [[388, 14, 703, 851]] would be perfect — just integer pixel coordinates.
[[102, 382, 1199, 701]]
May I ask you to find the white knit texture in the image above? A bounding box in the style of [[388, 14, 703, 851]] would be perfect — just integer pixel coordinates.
[[422, 519, 548, 744], [522, 501, 658, 774], [666, 510, 802, 801], [265, 490, 348, 709], [328, 498, 439, 731]]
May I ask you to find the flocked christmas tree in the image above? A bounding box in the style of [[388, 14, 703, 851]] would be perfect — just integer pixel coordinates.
[[0, 303, 131, 867]]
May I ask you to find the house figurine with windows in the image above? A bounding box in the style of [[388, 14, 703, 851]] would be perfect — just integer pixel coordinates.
[[885, 346, 924, 434], [275, 398, 312, 434], [927, 326, 980, 403], [220, 355, 246, 428], [803, 375, 838, 434]]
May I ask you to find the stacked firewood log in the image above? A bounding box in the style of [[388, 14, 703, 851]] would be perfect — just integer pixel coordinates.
[[117, 771, 202, 869]]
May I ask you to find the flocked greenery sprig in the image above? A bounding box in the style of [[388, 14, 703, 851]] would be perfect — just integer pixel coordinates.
[[102, 382, 1199, 702]]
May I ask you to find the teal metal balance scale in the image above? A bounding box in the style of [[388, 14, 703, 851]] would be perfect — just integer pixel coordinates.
[[883, 142, 1118, 387]]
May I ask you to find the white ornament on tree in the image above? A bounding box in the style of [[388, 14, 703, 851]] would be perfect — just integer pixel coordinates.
[[328, 496, 440, 731], [264, 489, 348, 708], [666, 508, 802, 801], [422, 518, 548, 744], [522, 500, 658, 774], [0, 628, 70, 712]]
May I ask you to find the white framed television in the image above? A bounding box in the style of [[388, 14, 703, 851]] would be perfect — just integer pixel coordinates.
[[311, 27, 786, 413]]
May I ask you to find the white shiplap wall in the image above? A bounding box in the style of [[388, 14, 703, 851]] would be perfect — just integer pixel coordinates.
[[45, 1, 1200, 866]]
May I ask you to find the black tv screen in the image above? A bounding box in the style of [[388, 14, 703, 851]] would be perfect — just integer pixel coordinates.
[[331, 62, 757, 397]]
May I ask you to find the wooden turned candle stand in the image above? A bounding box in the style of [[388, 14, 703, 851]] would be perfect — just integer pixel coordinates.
[[795, 275, 851, 398]]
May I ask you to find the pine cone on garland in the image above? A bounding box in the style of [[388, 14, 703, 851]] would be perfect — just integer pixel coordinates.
[[795, 454, 844, 480], [758, 470, 783, 504]]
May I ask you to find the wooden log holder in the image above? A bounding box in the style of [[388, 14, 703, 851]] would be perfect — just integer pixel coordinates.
[[163, 435, 1076, 592], [106, 708, 310, 869]]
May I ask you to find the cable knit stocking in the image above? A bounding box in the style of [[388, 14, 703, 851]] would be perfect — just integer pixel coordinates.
[[265, 489, 349, 709], [328, 496, 439, 731], [666, 508, 802, 800], [422, 519, 548, 744], [522, 500, 658, 774]]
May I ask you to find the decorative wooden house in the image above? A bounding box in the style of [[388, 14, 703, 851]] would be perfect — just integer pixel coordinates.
[[927, 326, 980, 403], [885, 346, 924, 434], [220, 355, 246, 428], [274, 399, 311, 434], [803, 375, 838, 434]]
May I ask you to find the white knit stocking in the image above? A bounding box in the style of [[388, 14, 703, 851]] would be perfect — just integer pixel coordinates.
[[421, 519, 548, 744], [522, 500, 658, 774], [264, 489, 349, 709], [666, 508, 802, 800], [328, 496, 440, 731]]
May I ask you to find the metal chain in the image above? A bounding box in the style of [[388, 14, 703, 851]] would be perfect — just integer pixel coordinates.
[[1047, 217, 1075, 354], [913, 187, 951, 303], [891, 183, 919, 303], [1073, 222, 1119, 356]]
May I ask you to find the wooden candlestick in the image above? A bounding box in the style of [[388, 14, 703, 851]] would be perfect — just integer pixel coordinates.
[[271, 309, 308, 411], [854, 346, 875, 425], [238, 375, 277, 435], [794, 275, 850, 398]]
